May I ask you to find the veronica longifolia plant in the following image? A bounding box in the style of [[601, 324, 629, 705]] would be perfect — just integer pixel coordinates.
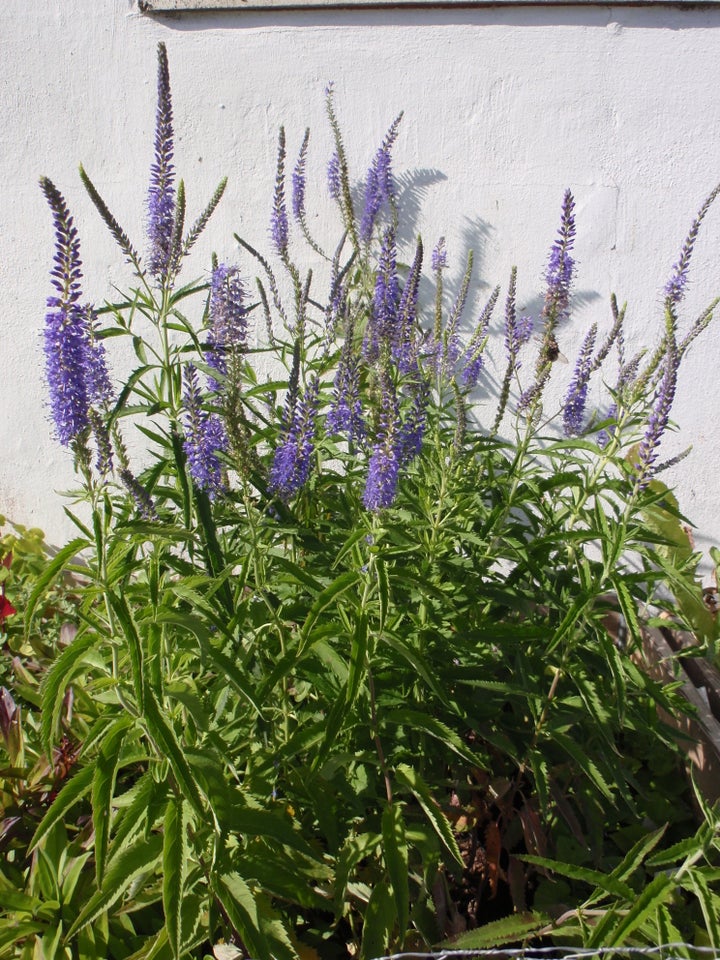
[[24, 41, 720, 960]]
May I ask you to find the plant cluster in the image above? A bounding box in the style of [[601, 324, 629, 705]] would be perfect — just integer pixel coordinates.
[[1, 42, 720, 960]]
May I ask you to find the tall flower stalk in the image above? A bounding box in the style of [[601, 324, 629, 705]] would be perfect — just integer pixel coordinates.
[[182, 364, 227, 498], [147, 42, 176, 283], [40, 178, 113, 453], [520, 189, 576, 412]]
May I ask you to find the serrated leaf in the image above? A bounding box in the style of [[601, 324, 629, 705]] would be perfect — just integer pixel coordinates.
[[107, 591, 145, 712], [610, 824, 667, 884], [612, 577, 642, 647], [395, 765, 463, 867], [382, 803, 409, 941], [92, 716, 133, 884], [29, 763, 94, 852], [214, 873, 271, 960], [24, 537, 88, 638], [359, 879, 394, 960], [385, 709, 487, 767], [142, 686, 205, 819], [40, 631, 97, 758], [154, 613, 262, 715], [298, 570, 359, 655], [550, 730, 615, 803], [346, 612, 367, 707], [520, 855, 634, 899], [108, 771, 164, 861], [441, 911, 548, 949], [66, 832, 163, 937], [375, 556, 389, 632], [685, 868, 720, 947], [587, 873, 673, 947], [163, 796, 188, 960], [226, 804, 317, 858]]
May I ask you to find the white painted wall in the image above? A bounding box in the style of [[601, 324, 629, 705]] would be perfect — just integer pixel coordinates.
[[2, 0, 720, 564]]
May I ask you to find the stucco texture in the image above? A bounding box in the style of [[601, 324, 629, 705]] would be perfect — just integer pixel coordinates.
[[1, 0, 719, 561]]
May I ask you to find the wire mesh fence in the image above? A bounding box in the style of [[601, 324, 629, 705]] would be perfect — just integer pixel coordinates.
[[371, 948, 720, 960]]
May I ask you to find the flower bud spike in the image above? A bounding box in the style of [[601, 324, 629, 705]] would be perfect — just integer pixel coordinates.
[[270, 127, 289, 259], [664, 182, 720, 306], [183, 177, 228, 259], [79, 165, 142, 271]]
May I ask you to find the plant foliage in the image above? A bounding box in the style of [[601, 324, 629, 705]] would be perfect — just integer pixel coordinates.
[[2, 42, 720, 960]]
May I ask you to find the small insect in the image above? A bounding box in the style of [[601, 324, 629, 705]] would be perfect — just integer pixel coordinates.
[[536, 333, 568, 364]]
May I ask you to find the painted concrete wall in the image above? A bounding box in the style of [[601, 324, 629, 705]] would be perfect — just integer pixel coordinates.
[[2, 0, 720, 565]]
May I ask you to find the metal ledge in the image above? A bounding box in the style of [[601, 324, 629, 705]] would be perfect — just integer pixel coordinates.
[[140, 0, 720, 10]]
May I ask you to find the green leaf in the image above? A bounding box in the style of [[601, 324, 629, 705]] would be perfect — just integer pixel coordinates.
[[224, 804, 318, 858], [346, 612, 368, 707], [163, 796, 188, 960], [385, 709, 487, 767], [0, 921, 46, 953], [612, 577, 642, 647], [157, 613, 262, 715], [395, 765, 463, 867], [214, 873, 271, 960], [375, 555, 389, 632], [587, 873, 673, 947], [298, 570, 359, 654], [441, 911, 548, 949], [142, 686, 206, 819], [66, 832, 163, 937], [24, 537, 88, 638], [40, 631, 97, 757], [108, 771, 164, 862], [685, 868, 720, 947], [107, 591, 145, 712], [520, 855, 634, 900], [29, 763, 94, 852], [359, 879, 395, 960], [382, 803, 409, 941], [92, 716, 133, 884], [550, 730, 615, 803], [610, 824, 667, 884]]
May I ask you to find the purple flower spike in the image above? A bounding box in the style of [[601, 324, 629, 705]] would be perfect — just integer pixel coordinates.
[[327, 331, 365, 443], [43, 299, 91, 446], [544, 189, 576, 323], [563, 324, 597, 436], [182, 364, 227, 498], [460, 352, 484, 390], [393, 238, 423, 373], [83, 306, 114, 407], [597, 403, 617, 449], [271, 128, 289, 258], [514, 316, 534, 351], [363, 373, 401, 512], [360, 114, 402, 243], [206, 264, 248, 391], [636, 341, 678, 488], [664, 184, 720, 306], [292, 130, 309, 222], [327, 152, 341, 201], [147, 43, 176, 282], [41, 177, 112, 446], [364, 228, 400, 363], [398, 377, 429, 465], [270, 376, 319, 500], [432, 238, 448, 272]]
